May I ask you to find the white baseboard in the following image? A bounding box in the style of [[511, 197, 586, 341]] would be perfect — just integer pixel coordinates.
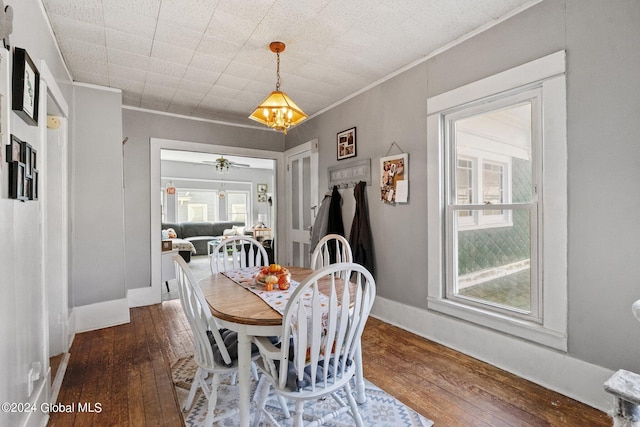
[[20, 374, 49, 427], [371, 296, 615, 413], [127, 284, 161, 308], [72, 298, 130, 333], [66, 310, 76, 350], [50, 353, 70, 405]]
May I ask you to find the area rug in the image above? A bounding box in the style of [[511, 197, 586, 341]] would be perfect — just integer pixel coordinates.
[[171, 356, 434, 427]]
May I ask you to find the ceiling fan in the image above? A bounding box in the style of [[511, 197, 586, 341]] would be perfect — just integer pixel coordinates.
[[202, 156, 250, 172]]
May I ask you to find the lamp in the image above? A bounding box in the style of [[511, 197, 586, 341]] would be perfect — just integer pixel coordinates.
[[249, 42, 307, 134], [165, 181, 176, 195]]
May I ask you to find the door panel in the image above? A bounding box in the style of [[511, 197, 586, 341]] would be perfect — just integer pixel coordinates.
[[286, 142, 317, 267]]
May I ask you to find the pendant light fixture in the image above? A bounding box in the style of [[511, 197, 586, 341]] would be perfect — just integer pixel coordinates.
[[249, 41, 307, 134]]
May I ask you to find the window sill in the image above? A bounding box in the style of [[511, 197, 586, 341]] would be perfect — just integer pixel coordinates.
[[427, 297, 567, 351]]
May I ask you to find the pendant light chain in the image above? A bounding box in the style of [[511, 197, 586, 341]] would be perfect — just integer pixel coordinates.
[[275, 50, 281, 91]]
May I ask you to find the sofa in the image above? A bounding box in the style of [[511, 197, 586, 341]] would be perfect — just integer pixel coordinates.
[[161, 221, 246, 256]]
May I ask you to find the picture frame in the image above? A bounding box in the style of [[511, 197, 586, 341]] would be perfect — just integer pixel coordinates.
[[8, 161, 27, 201], [6, 134, 23, 163], [380, 153, 409, 204], [257, 183, 267, 194], [31, 148, 37, 173], [337, 127, 356, 160], [12, 47, 40, 126], [24, 143, 32, 178], [30, 169, 39, 200]]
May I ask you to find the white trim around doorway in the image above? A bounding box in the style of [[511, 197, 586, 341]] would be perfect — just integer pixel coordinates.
[[127, 138, 285, 308]]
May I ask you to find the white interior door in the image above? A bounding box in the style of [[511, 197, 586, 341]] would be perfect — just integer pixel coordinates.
[[286, 140, 318, 267]]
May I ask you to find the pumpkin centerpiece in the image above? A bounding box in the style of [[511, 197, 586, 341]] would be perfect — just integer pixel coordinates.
[[256, 263, 291, 291]]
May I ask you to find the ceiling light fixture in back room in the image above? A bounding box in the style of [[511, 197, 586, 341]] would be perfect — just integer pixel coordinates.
[[249, 41, 307, 134]]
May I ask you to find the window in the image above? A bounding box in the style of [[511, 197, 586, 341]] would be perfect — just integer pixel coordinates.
[[447, 97, 537, 320], [176, 189, 219, 222], [427, 51, 567, 350], [226, 191, 249, 223]]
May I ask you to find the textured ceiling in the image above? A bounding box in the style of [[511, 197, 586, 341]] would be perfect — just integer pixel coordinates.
[[41, 0, 538, 128]]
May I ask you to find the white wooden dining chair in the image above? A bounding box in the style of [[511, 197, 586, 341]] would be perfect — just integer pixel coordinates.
[[310, 234, 353, 273], [210, 235, 269, 274], [174, 255, 256, 425], [251, 262, 376, 427]]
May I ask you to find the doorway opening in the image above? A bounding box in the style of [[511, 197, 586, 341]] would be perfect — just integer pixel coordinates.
[[144, 138, 284, 307], [159, 150, 276, 301]]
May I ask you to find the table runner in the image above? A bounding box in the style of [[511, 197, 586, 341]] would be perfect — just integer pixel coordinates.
[[222, 267, 330, 316]]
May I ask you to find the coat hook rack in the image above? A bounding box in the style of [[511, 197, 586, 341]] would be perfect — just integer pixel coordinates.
[[328, 181, 360, 190], [328, 158, 371, 190]]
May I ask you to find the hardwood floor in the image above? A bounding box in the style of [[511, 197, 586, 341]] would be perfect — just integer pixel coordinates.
[[49, 300, 610, 426]]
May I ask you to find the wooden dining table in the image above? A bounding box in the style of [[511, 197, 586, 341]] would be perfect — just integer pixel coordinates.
[[198, 266, 367, 427]]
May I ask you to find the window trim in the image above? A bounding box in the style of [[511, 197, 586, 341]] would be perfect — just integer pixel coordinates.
[[426, 51, 567, 351]]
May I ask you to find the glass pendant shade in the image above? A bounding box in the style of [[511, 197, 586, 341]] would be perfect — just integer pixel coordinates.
[[249, 90, 307, 134], [249, 42, 307, 134]]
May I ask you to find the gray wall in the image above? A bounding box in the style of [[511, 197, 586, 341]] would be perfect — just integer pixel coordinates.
[[122, 108, 283, 289], [72, 86, 126, 305], [286, 0, 640, 373]]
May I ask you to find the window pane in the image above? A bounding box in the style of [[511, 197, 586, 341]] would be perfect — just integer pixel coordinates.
[[456, 102, 533, 204], [292, 159, 300, 230], [303, 157, 311, 230], [227, 192, 247, 223], [292, 241, 300, 266], [483, 162, 504, 216], [455, 208, 532, 312], [457, 159, 473, 217], [177, 190, 218, 222]]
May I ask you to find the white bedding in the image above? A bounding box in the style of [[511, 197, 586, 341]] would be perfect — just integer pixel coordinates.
[[170, 238, 196, 254]]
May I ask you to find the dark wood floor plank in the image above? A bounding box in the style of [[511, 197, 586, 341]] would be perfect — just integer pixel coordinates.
[[110, 318, 133, 425], [49, 299, 610, 427], [361, 317, 610, 427], [364, 323, 549, 426]]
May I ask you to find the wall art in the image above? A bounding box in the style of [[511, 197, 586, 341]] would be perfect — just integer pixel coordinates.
[[337, 127, 356, 160], [380, 153, 409, 204], [8, 160, 26, 201], [12, 47, 40, 126]]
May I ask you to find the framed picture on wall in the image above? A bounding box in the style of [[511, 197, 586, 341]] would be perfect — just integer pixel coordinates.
[[337, 127, 356, 160], [6, 134, 24, 163], [24, 143, 32, 178], [30, 169, 39, 200], [12, 47, 40, 126], [380, 153, 409, 204], [8, 161, 27, 201]]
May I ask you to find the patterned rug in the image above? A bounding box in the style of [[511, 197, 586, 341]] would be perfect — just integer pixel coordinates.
[[171, 356, 434, 427]]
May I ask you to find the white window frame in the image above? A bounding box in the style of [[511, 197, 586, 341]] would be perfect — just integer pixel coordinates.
[[225, 190, 250, 224], [455, 150, 513, 231], [427, 51, 567, 351]]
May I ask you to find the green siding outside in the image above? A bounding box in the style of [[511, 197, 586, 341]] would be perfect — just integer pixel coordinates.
[[458, 157, 532, 275]]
